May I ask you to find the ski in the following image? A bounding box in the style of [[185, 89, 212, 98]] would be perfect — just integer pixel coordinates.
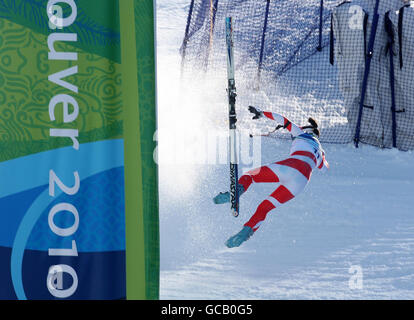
[[225, 17, 239, 218]]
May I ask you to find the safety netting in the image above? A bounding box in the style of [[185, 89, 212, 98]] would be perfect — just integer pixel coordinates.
[[180, 0, 414, 151]]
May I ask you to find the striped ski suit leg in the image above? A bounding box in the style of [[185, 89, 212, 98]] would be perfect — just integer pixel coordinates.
[[243, 156, 313, 232], [238, 165, 280, 192]]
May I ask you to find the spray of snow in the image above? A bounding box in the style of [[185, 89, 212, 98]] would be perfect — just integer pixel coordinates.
[[157, 0, 414, 299]]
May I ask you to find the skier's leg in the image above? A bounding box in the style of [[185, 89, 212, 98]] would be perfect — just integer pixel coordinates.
[[238, 165, 280, 192], [243, 185, 294, 232], [226, 185, 298, 248], [226, 163, 310, 248], [214, 164, 279, 204], [244, 160, 311, 232]]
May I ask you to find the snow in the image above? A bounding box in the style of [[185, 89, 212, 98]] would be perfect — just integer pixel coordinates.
[[156, 0, 414, 299]]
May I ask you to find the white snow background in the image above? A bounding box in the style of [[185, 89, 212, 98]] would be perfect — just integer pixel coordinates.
[[156, 0, 414, 299]]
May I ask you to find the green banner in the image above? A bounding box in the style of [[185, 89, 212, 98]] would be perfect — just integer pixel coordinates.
[[120, 0, 159, 300], [0, 0, 158, 300]]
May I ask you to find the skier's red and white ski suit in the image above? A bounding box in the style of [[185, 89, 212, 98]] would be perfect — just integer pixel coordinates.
[[239, 112, 329, 232]]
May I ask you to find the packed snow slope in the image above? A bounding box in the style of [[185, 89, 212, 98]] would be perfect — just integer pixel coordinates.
[[156, 0, 414, 299]]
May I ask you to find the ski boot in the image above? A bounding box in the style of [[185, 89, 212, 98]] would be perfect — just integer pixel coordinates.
[[213, 184, 245, 204], [225, 226, 254, 248]]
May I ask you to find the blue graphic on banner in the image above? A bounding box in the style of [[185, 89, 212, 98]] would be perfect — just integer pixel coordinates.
[[0, 185, 47, 248], [0, 139, 126, 300], [28, 167, 125, 252]]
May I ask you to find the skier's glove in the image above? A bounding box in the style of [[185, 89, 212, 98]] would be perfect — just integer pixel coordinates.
[[248, 106, 263, 120]]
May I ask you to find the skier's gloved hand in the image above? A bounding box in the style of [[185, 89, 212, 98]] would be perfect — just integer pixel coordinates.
[[248, 106, 263, 120]]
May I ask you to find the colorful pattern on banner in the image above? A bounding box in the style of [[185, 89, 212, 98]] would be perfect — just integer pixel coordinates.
[[0, 0, 159, 300], [120, 0, 159, 300]]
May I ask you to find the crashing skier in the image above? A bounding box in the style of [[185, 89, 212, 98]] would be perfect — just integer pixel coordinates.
[[214, 106, 329, 248]]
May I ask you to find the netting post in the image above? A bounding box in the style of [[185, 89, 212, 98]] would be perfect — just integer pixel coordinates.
[[257, 0, 271, 84], [354, 0, 380, 148], [398, 5, 407, 69], [317, 0, 324, 51], [205, 0, 219, 70], [180, 0, 195, 75], [385, 12, 398, 148]]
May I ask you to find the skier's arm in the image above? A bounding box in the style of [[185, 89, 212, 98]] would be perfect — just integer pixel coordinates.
[[262, 111, 304, 137], [318, 151, 330, 170], [248, 106, 303, 137]]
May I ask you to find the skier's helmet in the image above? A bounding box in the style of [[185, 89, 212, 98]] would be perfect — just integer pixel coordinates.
[[302, 117, 320, 138]]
